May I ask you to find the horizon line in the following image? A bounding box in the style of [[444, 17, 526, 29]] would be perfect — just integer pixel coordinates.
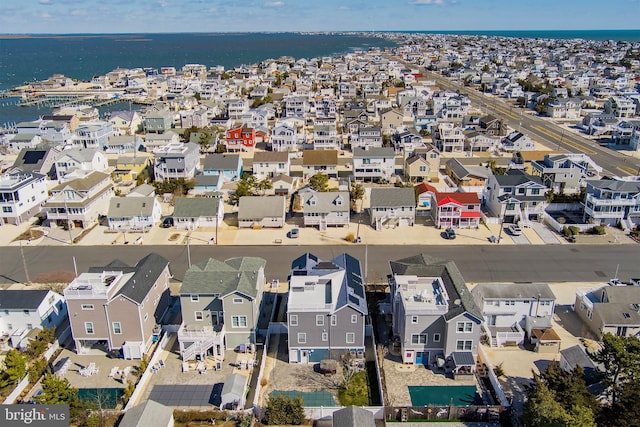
[[1, 29, 639, 36]]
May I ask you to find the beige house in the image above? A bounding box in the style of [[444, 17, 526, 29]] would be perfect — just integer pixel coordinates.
[[302, 150, 338, 179], [574, 285, 640, 339], [64, 253, 171, 359], [380, 109, 404, 134], [404, 145, 440, 182]]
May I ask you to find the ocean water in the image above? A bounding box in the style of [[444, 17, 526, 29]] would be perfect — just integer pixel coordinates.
[[0, 32, 395, 124]]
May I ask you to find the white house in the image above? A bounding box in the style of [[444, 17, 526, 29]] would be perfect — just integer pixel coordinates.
[[107, 196, 162, 232], [352, 147, 396, 182], [0, 289, 67, 350], [54, 148, 108, 179], [0, 171, 48, 225]]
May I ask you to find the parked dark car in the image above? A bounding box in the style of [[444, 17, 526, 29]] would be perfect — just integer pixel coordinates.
[[161, 217, 174, 228], [444, 227, 456, 240]]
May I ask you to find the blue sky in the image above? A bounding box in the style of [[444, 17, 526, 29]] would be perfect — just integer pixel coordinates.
[[1, 0, 638, 34]]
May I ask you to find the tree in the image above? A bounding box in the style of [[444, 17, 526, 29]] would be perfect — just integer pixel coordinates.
[[538, 362, 599, 415], [197, 132, 212, 153], [523, 378, 596, 427], [230, 174, 258, 205], [36, 372, 78, 405], [609, 380, 640, 427], [349, 183, 364, 211], [2, 348, 27, 386], [256, 178, 273, 196], [263, 393, 306, 425], [308, 173, 329, 192], [28, 357, 49, 383], [589, 333, 640, 406], [27, 326, 55, 358], [152, 178, 195, 196]]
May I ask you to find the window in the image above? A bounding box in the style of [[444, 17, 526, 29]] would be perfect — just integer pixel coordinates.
[[411, 316, 418, 324], [351, 314, 358, 324], [316, 315, 325, 326], [433, 333, 441, 342], [298, 333, 307, 344], [190, 294, 199, 302], [322, 332, 328, 341], [290, 315, 298, 326], [457, 321, 473, 333], [232, 315, 247, 328], [26, 323, 33, 330], [331, 315, 337, 326], [456, 340, 473, 351], [419, 166, 426, 172], [195, 311, 204, 321], [2, 206, 12, 213], [411, 334, 427, 344], [81, 304, 94, 310], [85, 322, 94, 335], [346, 333, 355, 344], [112, 322, 122, 334], [233, 298, 243, 304]]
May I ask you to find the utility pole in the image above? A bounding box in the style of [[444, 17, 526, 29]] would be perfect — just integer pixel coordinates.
[[19, 241, 30, 284]]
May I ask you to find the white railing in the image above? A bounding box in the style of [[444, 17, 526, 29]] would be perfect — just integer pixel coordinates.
[[496, 323, 524, 347], [64, 287, 109, 298], [177, 324, 225, 341], [2, 376, 29, 404], [478, 345, 510, 407]]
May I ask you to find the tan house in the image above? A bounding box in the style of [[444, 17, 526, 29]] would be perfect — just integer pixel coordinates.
[[64, 253, 171, 359], [302, 150, 338, 179], [43, 171, 114, 229], [404, 145, 440, 182], [574, 285, 640, 339], [380, 109, 405, 134]]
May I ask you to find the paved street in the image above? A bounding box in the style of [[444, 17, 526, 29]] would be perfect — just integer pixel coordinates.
[[1, 244, 639, 286]]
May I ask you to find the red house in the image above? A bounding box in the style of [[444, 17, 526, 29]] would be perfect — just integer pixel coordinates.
[[416, 183, 481, 229], [225, 125, 257, 152]]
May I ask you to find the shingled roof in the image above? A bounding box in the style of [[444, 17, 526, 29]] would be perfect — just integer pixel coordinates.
[[180, 257, 266, 298], [389, 254, 482, 321]]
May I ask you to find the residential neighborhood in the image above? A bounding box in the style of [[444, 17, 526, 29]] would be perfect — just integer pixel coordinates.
[[0, 28, 640, 427]]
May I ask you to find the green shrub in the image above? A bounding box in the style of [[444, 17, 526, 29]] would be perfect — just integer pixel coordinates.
[[28, 358, 48, 383], [589, 225, 606, 235]]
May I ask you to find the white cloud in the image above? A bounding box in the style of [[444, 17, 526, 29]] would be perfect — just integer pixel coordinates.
[[39, 0, 53, 4], [158, 0, 168, 7], [264, 1, 284, 7], [40, 12, 52, 18], [409, 0, 445, 5], [70, 9, 87, 16]]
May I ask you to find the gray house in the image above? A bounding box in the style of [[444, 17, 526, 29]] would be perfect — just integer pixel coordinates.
[[64, 253, 171, 359], [118, 400, 174, 427], [178, 257, 266, 361], [300, 189, 350, 229], [531, 153, 602, 194], [484, 170, 548, 226], [369, 187, 416, 230], [238, 196, 286, 228], [389, 254, 482, 374], [172, 196, 224, 230], [287, 253, 367, 364]]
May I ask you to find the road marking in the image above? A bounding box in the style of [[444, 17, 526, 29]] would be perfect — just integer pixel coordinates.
[[530, 125, 596, 154], [618, 166, 638, 175]]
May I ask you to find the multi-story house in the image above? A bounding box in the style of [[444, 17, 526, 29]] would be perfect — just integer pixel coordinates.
[[252, 151, 290, 181], [143, 109, 173, 133], [389, 254, 482, 371], [226, 99, 249, 120], [225, 124, 257, 152], [369, 187, 416, 231], [107, 195, 162, 231], [352, 126, 383, 149], [352, 147, 395, 182], [108, 111, 142, 136], [300, 189, 350, 230], [484, 170, 548, 226], [312, 124, 340, 150], [433, 123, 465, 153], [287, 253, 367, 363], [64, 253, 171, 358], [302, 150, 339, 179], [0, 171, 48, 225], [574, 284, 640, 339], [479, 115, 506, 137], [43, 171, 114, 230], [582, 177, 640, 228], [380, 109, 404, 134], [153, 142, 200, 180], [143, 131, 180, 151], [546, 98, 581, 119], [7, 134, 42, 154], [11, 147, 61, 179], [501, 131, 535, 152], [202, 153, 243, 183], [0, 290, 67, 350], [404, 145, 440, 183], [284, 96, 310, 117], [55, 148, 108, 179], [604, 96, 636, 118], [531, 153, 602, 194], [112, 156, 152, 184], [72, 121, 115, 149], [415, 183, 482, 229], [471, 283, 556, 347], [444, 159, 490, 194], [270, 121, 302, 152], [178, 257, 266, 361]]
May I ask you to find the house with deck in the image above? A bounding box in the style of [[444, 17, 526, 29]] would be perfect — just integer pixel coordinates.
[[153, 142, 200, 180], [287, 253, 367, 363], [352, 147, 395, 182], [471, 283, 556, 347], [178, 257, 266, 361], [64, 253, 171, 358], [484, 170, 548, 226], [369, 187, 416, 231], [300, 189, 350, 229], [0, 171, 48, 226], [389, 254, 482, 374], [582, 177, 640, 229], [172, 196, 224, 230], [574, 284, 640, 339]]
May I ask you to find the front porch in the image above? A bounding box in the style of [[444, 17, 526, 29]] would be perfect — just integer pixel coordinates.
[[178, 323, 226, 361], [482, 323, 525, 348]]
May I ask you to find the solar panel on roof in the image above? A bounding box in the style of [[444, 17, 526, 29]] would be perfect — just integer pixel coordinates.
[[22, 151, 46, 165]]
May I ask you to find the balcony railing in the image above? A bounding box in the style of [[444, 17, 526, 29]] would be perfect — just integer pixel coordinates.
[[178, 323, 225, 342]]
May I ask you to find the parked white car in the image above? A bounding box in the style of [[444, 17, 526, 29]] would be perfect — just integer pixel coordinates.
[[507, 224, 522, 236]]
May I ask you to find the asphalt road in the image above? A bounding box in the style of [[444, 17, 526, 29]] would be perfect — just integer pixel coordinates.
[[2, 245, 639, 286], [422, 69, 640, 177]]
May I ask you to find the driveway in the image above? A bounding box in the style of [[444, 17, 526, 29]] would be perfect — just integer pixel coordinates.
[[530, 223, 562, 244]]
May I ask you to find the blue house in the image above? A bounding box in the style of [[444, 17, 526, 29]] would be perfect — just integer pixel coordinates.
[[202, 154, 243, 182]]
